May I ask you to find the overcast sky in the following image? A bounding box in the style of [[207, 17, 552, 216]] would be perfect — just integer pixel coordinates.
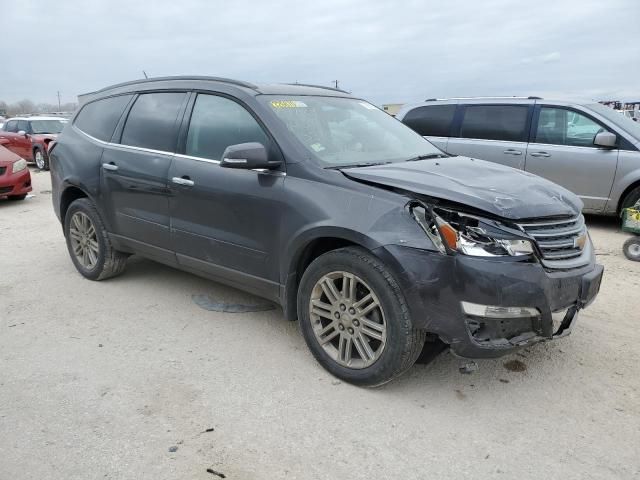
[[2, 0, 638, 106]]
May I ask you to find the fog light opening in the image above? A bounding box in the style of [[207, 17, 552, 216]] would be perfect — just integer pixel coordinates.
[[461, 301, 540, 319]]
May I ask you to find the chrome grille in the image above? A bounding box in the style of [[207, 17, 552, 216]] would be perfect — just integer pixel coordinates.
[[518, 215, 587, 265]]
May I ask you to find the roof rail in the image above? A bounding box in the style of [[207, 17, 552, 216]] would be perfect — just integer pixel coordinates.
[[84, 76, 259, 96], [425, 96, 543, 101], [284, 83, 350, 94]]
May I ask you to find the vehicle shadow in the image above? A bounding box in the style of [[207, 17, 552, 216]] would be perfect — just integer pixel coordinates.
[[0, 196, 34, 208], [584, 213, 620, 231], [115, 256, 571, 396]]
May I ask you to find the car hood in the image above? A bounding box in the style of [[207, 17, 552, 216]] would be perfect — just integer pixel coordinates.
[[341, 156, 582, 220], [31, 133, 58, 141], [0, 145, 20, 167]]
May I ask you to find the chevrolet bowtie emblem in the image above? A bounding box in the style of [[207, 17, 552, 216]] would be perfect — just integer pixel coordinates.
[[574, 232, 587, 250]]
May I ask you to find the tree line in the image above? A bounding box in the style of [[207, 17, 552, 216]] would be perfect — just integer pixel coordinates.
[[0, 99, 78, 117]]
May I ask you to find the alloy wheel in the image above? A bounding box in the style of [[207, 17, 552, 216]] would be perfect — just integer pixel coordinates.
[[35, 150, 45, 169], [69, 211, 100, 270], [309, 271, 387, 369]]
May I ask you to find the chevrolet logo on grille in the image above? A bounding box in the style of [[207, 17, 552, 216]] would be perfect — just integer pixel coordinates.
[[574, 232, 587, 250]]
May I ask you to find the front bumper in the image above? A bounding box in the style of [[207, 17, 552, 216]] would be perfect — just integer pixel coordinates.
[[374, 244, 603, 358], [0, 167, 32, 197]]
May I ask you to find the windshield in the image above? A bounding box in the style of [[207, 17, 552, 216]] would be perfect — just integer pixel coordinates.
[[587, 103, 640, 141], [261, 95, 443, 166], [30, 119, 66, 134]]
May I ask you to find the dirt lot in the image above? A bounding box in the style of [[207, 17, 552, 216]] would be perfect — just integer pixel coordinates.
[[1, 169, 639, 480]]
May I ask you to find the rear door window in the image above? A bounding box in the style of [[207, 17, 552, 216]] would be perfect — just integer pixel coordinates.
[[75, 95, 133, 142], [460, 105, 529, 142], [120, 92, 187, 152], [185, 94, 269, 161], [4, 120, 18, 132], [535, 107, 606, 148], [402, 105, 456, 137]]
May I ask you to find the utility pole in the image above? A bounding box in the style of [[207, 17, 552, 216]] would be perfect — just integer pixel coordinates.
[[57, 91, 61, 111]]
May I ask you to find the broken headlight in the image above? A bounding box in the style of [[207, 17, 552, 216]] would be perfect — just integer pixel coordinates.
[[410, 204, 534, 258]]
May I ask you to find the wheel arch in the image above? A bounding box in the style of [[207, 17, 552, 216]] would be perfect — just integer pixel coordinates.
[[60, 184, 91, 227], [618, 179, 640, 213], [282, 229, 382, 322]]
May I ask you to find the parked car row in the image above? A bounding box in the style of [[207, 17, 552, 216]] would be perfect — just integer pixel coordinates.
[[0, 116, 67, 170], [396, 97, 640, 215], [49, 77, 603, 386]]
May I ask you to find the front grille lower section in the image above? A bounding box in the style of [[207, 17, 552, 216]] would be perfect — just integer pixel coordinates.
[[0, 186, 13, 194], [518, 214, 588, 268]]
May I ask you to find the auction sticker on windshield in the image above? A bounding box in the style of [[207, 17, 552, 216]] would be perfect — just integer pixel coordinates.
[[271, 100, 307, 108]]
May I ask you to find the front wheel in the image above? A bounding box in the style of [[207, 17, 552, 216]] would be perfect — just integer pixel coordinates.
[[621, 186, 640, 212], [623, 237, 640, 262], [33, 147, 49, 171], [297, 247, 425, 387], [64, 198, 128, 280]]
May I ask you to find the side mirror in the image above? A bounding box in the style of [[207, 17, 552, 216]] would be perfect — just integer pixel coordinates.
[[594, 131, 617, 148], [17, 130, 28, 137], [220, 142, 281, 170]]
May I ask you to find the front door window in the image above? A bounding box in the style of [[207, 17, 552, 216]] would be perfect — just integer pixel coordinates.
[[535, 107, 606, 147]]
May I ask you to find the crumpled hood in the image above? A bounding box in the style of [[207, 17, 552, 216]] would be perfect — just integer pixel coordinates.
[[342, 156, 583, 220]]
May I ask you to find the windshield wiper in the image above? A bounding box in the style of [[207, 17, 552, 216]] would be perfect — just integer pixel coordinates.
[[325, 162, 391, 170], [405, 153, 449, 162]]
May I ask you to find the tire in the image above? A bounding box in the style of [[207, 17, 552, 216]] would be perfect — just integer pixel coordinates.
[[33, 147, 49, 170], [623, 237, 640, 262], [297, 247, 426, 387], [621, 186, 640, 213], [64, 198, 128, 280], [8, 194, 27, 201]]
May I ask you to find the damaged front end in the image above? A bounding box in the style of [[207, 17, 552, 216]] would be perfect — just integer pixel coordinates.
[[373, 198, 604, 358]]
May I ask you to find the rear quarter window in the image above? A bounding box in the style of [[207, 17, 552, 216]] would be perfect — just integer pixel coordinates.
[[402, 105, 456, 137], [75, 95, 133, 142], [460, 105, 529, 142]]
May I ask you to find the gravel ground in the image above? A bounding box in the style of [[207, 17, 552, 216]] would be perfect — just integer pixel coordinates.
[[1, 168, 639, 480]]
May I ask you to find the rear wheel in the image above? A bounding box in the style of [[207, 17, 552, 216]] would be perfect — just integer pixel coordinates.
[[297, 247, 425, 387], [64, 198, 128, 280], [34, 147, 49, 171], [623, 237, 640, 262]]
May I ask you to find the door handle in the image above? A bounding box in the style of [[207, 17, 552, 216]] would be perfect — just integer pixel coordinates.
[[503, 149, 522, 155], [102, 162, 119, 171], [530, 151, 551, 157], [172, 176, 195, 187]]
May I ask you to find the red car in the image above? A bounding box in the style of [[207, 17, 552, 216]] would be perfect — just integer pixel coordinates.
[[0, 145, 32, 201], [0, 116, 67, 170]]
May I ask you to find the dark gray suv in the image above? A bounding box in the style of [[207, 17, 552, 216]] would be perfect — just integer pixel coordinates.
[[50, 77, 603, 386]]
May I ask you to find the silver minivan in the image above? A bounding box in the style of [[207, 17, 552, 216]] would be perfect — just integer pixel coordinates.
[[397, 98, 640, 215]]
